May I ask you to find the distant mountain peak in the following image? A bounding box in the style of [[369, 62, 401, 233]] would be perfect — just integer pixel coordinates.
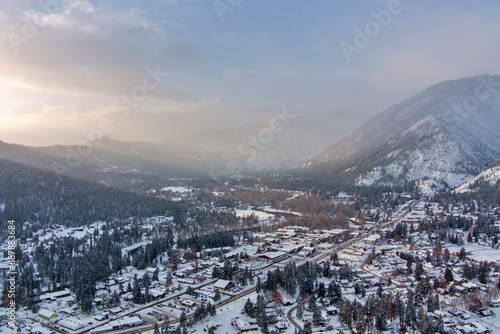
[[303, 74, 500, 192]]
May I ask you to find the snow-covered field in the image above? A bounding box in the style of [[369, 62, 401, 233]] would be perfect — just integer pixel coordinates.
[[234, 209, 274, 220], [161, 186, 193, 193]]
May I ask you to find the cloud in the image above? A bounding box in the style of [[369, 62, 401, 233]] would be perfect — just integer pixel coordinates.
[[0, 1, 167, 97], [1, 1, 500, 148]]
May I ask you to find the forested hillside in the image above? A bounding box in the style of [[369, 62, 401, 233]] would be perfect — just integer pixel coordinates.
[[0, 159, 179, 241]]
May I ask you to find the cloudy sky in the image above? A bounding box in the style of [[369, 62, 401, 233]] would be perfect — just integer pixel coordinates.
[[1, 0, 500, 146]]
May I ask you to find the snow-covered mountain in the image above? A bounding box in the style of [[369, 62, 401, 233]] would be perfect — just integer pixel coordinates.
[[454, 162, 500, 193], [303, 74, 500, 189]]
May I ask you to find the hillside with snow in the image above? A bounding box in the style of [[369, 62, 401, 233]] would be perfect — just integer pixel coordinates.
[[454, 162, 500, 193], [303, 74, 500, 190]]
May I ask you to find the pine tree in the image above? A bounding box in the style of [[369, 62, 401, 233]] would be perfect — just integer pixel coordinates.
[[444, 267, 454, 283], [459, 247, 467, 260], [162, 315, 170, 334], [179, 311, 187, 327], [256, 276, 262, 293], [415, 262, 424, 281], [303, 322, 313, 334], [213, 289, 221, 302], [317, 282, 326, 298], [244, 298, 255, 318], [332, 252, 340, 266], [443, 248, 450, 262], [296, 297, 303, 319], [313, 303, 322, 326], [405, 291, 416, 329]]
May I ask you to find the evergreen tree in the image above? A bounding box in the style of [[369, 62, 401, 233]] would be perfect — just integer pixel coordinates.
[[302, 322, 313, 334], [405, 291, 417, 329], [296, 297, 303, 319], [244, 298, 255, 318], [415, 262, 424, 281], [459, 247, 467, 260], [179, 311, 187, 327], [313, 303, 322, 326], [444, 267, 454, 283], [256, 276, 262, 293], [317, 282, 326, 299], [213, 289, 221, 302]]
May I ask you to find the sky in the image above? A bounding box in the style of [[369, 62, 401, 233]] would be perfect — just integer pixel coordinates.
[[1, 0, 500, 146]]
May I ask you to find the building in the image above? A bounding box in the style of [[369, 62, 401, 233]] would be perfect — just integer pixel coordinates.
[[363, 234, 381, 245], [39, 288, 71, 301], [58, 317, 87, 332], [38, 309, 58, 322], [258, 251, 286, 262], [214, 279, 234, 291]]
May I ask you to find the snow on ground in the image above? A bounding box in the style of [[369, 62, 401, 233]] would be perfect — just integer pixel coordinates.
[[356, 139, 474, 189], [35, 221, 108, 242], [234, 209, 274, 220], [161, 186, 193, 193], [454, 164, 500, 193], [448, 243, 500, 263], [260, 206, 302, 216]]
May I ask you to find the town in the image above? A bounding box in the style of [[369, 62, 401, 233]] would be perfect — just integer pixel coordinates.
[[1, 183, 500, 334]]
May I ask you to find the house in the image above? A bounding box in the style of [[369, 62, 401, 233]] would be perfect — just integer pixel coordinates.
[[488, 299, 500, 307], [94, 314, 109, 321], [471, 321, 490, 334], [478, 309, 494, 317], [363, 234, 381, 245], [276, 321, 288, 330], [258, 251, 286, 262], [58, 317, 87, 332], [108, 316, 144, 329], [214, 279, 234, 291], [326, 306, 339, 315], [179, 299, 197, 308], [38, 309, 57, 322], [234, 319, 259, 333], [39, 288, 71, 301], [109, 307, 123, 315], [149, 288, 167, 300], [299, 247, 315, 257]]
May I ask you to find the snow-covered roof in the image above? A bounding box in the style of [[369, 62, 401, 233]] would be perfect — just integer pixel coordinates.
[[214, 279, 233, 290]]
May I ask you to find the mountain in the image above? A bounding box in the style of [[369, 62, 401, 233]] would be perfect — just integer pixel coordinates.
[[0, 113, 341, 188], [0, 159, 179, 236], [0, 138, 204, 190], [454, 161, 500, 193], [303, 74, 500, 190]]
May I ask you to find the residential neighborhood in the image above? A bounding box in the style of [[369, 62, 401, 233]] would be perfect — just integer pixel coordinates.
[[2, 184, 500, 334]]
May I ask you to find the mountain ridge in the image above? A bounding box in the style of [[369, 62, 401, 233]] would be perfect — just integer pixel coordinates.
[[303, 74, 500, 190]]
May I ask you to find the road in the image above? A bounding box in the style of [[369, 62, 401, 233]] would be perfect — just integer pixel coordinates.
[[33, 199, 420, 334], [287, 306, 301, 332]]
